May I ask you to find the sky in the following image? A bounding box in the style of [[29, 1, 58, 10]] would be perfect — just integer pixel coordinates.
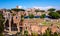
[[0, 0, 60, 10]]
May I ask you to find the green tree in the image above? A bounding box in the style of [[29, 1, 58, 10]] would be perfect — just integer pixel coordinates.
[[21, 15, 24, 18], [40, 14, 46, 18], [48, 12, 60, 19], [48, 8, 56, 12], [11, 8, 25, 12], [56, 10, 60, 14], [0, 14, 4, 33], [0, 14, 5, 36], [29, 14, 34, 19]]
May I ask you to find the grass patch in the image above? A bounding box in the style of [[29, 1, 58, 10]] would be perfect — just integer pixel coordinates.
[[41, 21, 51, 26]]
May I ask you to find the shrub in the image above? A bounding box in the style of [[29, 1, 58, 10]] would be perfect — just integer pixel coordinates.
[[29, 14, 34, 18], [40, 14, 46, 18]]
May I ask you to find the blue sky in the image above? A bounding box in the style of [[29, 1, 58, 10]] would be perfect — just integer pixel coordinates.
[[0, 0, 60, 10]]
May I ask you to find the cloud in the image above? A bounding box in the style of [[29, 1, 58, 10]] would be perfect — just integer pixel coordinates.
[[19, 6, 22, 8], [18, 6, 26, 9], [46, 6, 54, 9], [33, 6, 54, 10]]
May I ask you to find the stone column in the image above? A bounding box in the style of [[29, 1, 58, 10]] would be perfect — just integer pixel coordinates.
[[9, 14, 11, 32], [9, 20, 11, 32], [17, 23, 20, 32]]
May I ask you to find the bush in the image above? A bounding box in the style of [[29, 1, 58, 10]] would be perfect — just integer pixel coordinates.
[[31, 32, 38, 36], [24, 30, 28, 36], [21, 15, 24, 18], [0, 24, 4, 33], [29, 14, 34, 18], [0, 14, 4, 36], [40, 14, 46, 18], [42, 28, 53, 36], [0, 33, 4, 36], [53, 32, 58, 36]]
